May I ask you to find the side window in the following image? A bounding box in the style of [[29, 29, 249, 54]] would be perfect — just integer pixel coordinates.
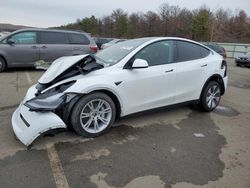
[[10, 32, 37, 44], [69, 33, 90, 45], [176, 41, 210, 62], [134, 40, 173, 66], [40, 32, 69, 44], [200, 47, 210, 58]]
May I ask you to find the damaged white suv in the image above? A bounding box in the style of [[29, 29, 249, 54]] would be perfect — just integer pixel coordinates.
[[12, 37, 228, 146]]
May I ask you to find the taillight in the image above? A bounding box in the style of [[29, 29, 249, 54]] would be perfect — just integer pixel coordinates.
[[90, 45, 98, 53], [221, 60, 227, 77]]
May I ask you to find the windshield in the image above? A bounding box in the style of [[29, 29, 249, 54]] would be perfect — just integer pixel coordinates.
[[109, 39, 119, 44], [0, 32, 12, 43], [95, 38, 152, 66]]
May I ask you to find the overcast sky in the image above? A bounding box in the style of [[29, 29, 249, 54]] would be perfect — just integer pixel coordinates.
[[0, 0, 250, 28]]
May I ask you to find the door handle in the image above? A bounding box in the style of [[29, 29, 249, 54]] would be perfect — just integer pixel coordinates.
[[73, 47, 80, 50], [31, 46, 38, 49], [165, 69, 174, 73], [201, 64, 207, 67], [41, 46, 47, 49]]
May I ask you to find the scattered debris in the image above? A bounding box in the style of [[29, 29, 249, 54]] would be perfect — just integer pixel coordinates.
[[193, 133, 205, 137]]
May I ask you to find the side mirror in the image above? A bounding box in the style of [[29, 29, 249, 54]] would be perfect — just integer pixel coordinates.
[[132, 59, 149, 69], [7, 38, 15, 45]]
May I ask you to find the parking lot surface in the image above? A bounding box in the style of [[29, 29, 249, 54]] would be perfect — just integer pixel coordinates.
[[0, 60, 249, 188]]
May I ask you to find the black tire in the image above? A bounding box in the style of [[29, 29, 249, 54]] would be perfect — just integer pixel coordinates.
[[199, 81, 221, 112], [0, 56, 6, 72], [70, 92, 116, 137], [236, 63, 241, 67]]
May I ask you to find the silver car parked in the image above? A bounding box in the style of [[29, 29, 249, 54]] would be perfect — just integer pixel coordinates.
[[0, 28, 98, 72]]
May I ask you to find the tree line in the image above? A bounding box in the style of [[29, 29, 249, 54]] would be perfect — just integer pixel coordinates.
[[58, 3, 250, 43]]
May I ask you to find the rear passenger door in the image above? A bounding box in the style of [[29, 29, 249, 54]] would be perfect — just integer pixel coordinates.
[[38, 31, 72, 63], [174, 40, 210, 103], [68, 33, 93, 55]]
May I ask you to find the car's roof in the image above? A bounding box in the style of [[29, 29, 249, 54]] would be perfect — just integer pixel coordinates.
[[11, 28, 89, 35], [124, 37, 213, 52], [204, 43, 220, 47], [0, 28, 93, 42], [103, 37, 211, 51], [128, 37, 208, 45]]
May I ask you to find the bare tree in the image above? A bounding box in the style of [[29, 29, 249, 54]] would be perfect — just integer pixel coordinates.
[[59, 5, 250, 43]]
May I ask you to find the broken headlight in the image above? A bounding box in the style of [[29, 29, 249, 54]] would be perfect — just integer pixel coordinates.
[[24, 81, 76, 111]]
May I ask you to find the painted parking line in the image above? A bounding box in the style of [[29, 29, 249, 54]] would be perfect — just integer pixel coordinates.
[[26, 71, 69, 187], [25, 71, 32, 84], [47, 144, 70, 188]]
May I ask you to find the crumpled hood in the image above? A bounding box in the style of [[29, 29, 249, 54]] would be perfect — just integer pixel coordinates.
[[38, 54, 89, 84], [36, 54, 104, 93]]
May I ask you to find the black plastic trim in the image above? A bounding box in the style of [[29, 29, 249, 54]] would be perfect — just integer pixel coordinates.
[[20, 114, 30, 127], [115, 81, 122, 86]]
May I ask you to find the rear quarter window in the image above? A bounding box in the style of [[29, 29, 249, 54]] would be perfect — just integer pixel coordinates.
[[175, 40, 210, 62], [69, 33, 90, 45], [200, 46, 210, 58]]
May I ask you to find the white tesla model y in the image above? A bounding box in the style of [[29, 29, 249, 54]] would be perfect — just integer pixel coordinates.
[[12, 37, 228, 146]]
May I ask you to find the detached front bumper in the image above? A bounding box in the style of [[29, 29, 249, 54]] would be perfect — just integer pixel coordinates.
[[11, 86, 66, 146]]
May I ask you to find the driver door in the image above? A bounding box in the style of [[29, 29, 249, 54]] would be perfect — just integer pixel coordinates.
[[4, 31, 39, 66], [119, 40, 177, 115]]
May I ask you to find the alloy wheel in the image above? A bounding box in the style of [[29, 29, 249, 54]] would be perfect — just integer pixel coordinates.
[[206, 85, 221, 109], [79, 99, 112, 134]]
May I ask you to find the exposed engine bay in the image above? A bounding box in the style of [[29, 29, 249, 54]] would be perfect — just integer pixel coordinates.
[[36, 55, 103, 94]]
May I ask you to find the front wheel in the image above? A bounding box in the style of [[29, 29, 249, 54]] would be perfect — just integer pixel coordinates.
[[200, 81, 221, 112], [70, 92, 116, 137], [0, 57, 6, 72]]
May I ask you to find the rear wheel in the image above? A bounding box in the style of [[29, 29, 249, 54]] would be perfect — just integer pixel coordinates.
[[70, 92, 116, 137], [0, 57, 6, 72], [200, 81, 221, 112]]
